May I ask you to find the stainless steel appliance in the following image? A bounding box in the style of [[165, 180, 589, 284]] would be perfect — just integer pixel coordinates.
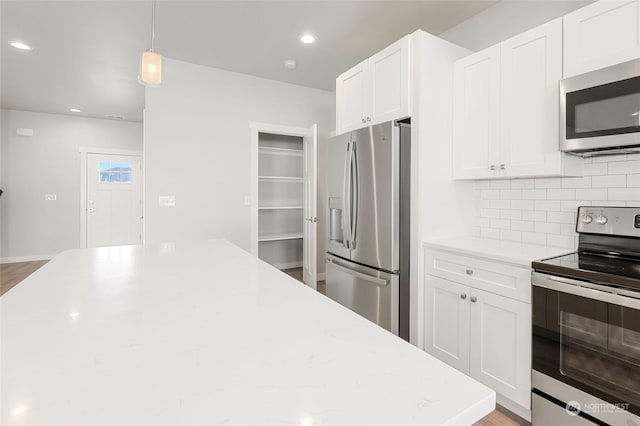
[[532, 206, 640, 426], [560, 58, 640, 156], [326, 120, 410, 340]]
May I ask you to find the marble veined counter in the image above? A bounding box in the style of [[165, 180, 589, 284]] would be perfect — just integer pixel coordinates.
[[1, 239, 494, 425]]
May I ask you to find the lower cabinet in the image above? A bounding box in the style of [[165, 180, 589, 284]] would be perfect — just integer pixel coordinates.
[[425, 274, 532, 413]]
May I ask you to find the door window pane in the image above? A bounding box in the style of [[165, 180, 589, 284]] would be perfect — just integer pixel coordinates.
[[98, 161, 132, 184]]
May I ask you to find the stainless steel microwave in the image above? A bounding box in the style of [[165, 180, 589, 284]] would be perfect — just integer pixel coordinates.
[[560, 58, 640, 156]]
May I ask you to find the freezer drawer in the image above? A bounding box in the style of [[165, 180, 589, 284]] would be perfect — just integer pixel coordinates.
[[326, 254, 399, 335]]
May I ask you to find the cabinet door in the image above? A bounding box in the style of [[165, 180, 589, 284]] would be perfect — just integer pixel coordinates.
[[424, 275, 470, 374], [470, 289, 531, 410], [369, 35, 410, 126], [500, 19, 563, 177], [564, 0, 640, 78], [452, 45, 500, 180], [336, 60, 369, 135]]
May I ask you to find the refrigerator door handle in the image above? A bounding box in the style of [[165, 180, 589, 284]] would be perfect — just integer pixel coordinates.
[[342, 142, 352, 248], [351, 141, 359, 248], [326, 258, 388, 286]]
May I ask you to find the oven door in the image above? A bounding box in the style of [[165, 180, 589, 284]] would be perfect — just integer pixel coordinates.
[[533, 272, 640, 419], [560, 58, 640, 153]]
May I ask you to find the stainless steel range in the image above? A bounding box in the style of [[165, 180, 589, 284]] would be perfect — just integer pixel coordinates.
[[532, 206, 640, 426]]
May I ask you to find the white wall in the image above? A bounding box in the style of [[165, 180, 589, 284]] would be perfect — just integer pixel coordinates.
[[144, 58, 334, 274], [439, 0, 593, 52], [473, 155, 640, 249], [0, 109, 142, 260]]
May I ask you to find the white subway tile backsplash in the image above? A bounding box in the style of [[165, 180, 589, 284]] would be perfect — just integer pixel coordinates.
[[608, 188, 640, 201], [473, 157, 639, 248], [512, 220, 535, 232], [535, 222, 561, 234], [490, 180, 511, 189], [591, 174, 626, 188], [547, 189, 575, 200], [547, 234, 576, 249], [608, 160, 640, 174], [535, 200, 561, 211], [562, 176, 592, 188], [522, 232, 546, 245], [490, 199, 510, 209], [522, 189, 546, 200], [500, 189, 522, 200], [511, 179, 535, 189], [510, 199, 535, 210], [576, 188, 607, 200], [522, 210, 547, 222], [546, 211, 575, 224], [582, 163, 607, 176], [628, 175, 640, 187]]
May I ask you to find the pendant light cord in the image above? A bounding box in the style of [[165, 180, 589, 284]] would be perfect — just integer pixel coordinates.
[[151, 0, 156, 52]]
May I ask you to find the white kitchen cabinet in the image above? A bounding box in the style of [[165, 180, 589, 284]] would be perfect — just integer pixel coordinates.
[[424, 275, 470, 373], [424, 248, 532, 418], [453, 19, 582, 180], [564, 0, 640, 78], [452, 45, 500, 180], [469, 288, 531, 410], [336, 36, 410, 135]]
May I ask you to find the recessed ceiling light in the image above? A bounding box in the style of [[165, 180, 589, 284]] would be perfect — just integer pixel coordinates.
[[69, 108, 81, 113], [300, 34, 316, 44], [284, 59, 297, 70], [9, 41, 32, 51]]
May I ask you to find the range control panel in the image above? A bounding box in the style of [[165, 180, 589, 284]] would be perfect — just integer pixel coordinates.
[[577, 206, 640, 237]]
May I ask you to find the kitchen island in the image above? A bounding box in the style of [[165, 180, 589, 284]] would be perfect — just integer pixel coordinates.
[[1, 239, 494, 425]]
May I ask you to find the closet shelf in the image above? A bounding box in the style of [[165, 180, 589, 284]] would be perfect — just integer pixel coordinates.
[[258, 146, 304, 157], [258, 176, 303, 183], [258, 232, 303, 242]]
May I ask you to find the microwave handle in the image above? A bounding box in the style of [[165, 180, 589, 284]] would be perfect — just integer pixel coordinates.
[[533, 272, 640, 310]]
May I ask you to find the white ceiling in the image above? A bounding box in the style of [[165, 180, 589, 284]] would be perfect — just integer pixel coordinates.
[[1, 0, 500, 123]]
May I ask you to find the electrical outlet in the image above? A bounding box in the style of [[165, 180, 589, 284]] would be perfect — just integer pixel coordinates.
[[159, 195, 176, 207], [45, 194, 57, 201]]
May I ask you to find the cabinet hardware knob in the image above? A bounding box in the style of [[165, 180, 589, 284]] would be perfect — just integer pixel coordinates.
[[465, 269, 474, 275], [490, 165, 496, 171], [367, 117, 371, 122], [470, 296, 477, 303], [362, 118, 366, 123], [460, 293, 467, 300], [500, 164, 506, 170]]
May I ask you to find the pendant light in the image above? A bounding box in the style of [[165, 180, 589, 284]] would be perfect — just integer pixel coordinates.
[[139, 0, 162, 86]]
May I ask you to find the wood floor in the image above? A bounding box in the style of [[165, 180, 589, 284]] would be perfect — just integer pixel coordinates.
[[0, 260, 48, 296], [3, 262, 528, 425]]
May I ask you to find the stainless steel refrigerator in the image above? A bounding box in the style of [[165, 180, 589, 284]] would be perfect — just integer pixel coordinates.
[[326, 120, 410, 340]]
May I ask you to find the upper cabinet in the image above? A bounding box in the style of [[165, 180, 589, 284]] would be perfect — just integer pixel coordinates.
[[564, 0, 640, 78], [336, 36, 410, 135], [453, 19, 582, 180]]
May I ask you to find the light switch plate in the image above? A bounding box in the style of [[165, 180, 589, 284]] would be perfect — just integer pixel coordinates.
[[159, 195, 176, 207], [45, 194, 57, 201]]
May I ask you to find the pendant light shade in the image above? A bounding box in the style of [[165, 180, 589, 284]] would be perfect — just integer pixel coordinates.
[[140, 50, 162, 86], [139, 0, 162, 87]]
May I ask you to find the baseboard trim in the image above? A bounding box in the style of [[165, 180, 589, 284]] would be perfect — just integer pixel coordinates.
[[496, 394, 531, 422], [317, 272, 326, 282], [0, 253, 56, 264], [274, 261, 303, 270]]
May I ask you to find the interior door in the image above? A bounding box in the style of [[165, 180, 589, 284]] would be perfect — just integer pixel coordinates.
[[87, 154, 142, 248], [303, 124, 317, 288]]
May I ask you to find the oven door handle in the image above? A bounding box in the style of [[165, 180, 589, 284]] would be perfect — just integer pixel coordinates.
[[533, 272, 640, 310]]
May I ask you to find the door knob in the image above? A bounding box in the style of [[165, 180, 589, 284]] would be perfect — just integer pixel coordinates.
[[87, 207, 96, 213]]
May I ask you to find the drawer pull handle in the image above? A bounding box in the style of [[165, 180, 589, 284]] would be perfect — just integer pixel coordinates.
[[460, 293, 467, 300], [470, 296, 477, 303], [466, 269, 474, 275]]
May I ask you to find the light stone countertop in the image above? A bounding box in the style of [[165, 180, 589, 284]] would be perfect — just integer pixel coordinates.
[[1, 239, 495, 425], [424, 236, 574, 267]]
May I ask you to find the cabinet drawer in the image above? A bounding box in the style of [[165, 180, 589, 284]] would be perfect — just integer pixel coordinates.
[[425, 249, 531, 303]]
